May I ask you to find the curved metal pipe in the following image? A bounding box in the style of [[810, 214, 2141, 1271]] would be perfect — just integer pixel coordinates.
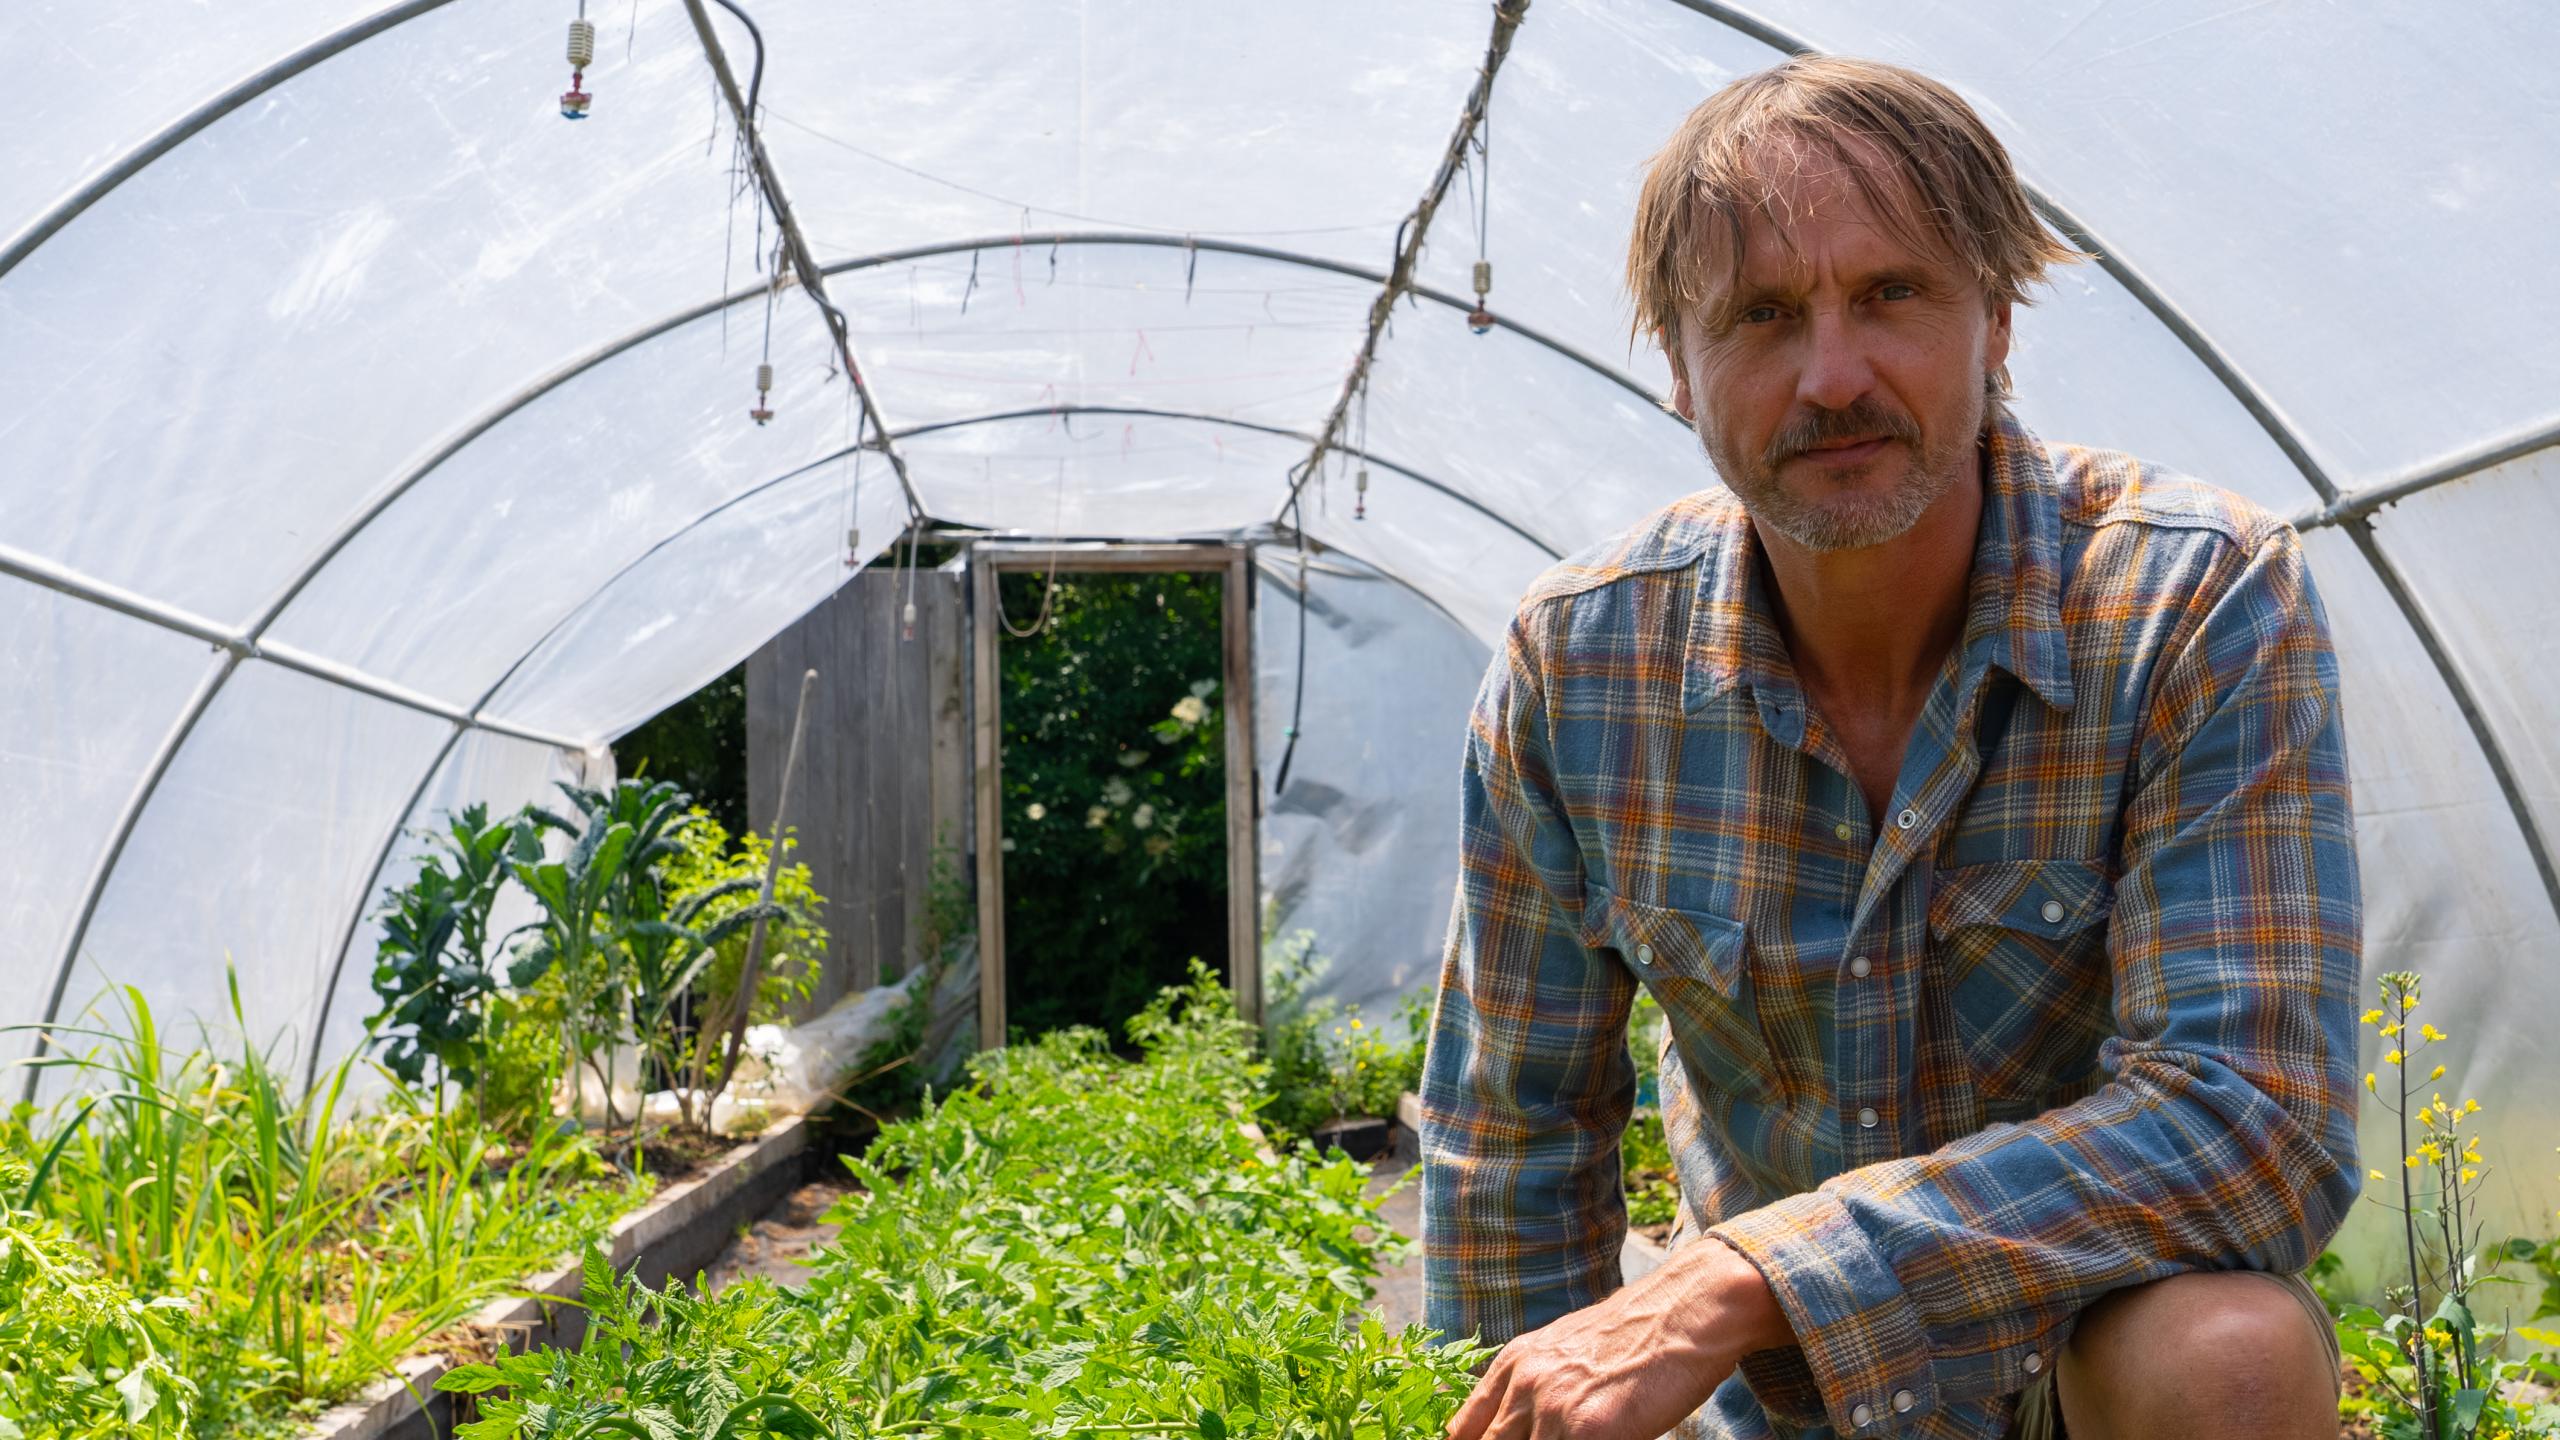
[[0, 0, 465, 285], [876, 404, 1566, 559]]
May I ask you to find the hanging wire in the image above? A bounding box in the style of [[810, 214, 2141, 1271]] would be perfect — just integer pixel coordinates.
[[1270, 510, 1313, 799], [996, 460, 1069, 638]]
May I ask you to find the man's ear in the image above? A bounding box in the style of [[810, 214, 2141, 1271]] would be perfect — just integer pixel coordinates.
[[1984, 299, 2013, 377], [1662, 329, 1697, 424]]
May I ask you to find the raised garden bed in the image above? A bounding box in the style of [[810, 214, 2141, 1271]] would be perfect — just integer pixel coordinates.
[[303, 1116, 810, 1440]]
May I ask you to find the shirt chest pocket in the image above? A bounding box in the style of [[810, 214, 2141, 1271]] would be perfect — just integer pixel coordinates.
[[1583, 884, 1776, 1105], [1927, 858, 2118, 1103]]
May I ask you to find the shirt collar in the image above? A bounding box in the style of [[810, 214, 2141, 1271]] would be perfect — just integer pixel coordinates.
[[1683, 408, 2076, 717]]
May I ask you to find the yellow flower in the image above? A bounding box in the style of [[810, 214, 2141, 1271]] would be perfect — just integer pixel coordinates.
[[2464, 1098, 2482, 1116], [2430, 1064, 2447, 1081], [2370, 1169, 2388, 1183], [2421, 1023, 2448, 1043], [1349, 1018, 1362, 1029], [2361, 1009, 2385, 1026], [2407, 1155, 2423, 1169], [2386, 1049, 2404, 1066], [2380, 1023, 2403, 1037], [2403, 994, 2422, 1011], [2364, 1073, 2378, 1093], [2462, 1168, 2480, 1184]]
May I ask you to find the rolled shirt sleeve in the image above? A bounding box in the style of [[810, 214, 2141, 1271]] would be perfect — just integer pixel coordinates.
[[1421, 610, 1640, 1348]]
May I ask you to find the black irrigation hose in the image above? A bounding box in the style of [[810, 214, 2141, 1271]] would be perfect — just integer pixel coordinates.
[[1270, 517, 1312, 800], [707, 0, 765, 120]]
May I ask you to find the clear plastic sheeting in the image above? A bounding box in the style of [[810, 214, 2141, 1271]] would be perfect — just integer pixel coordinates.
[[479, 457, 910, 742], [905, 412, 1299, 540], [1254, 552, 1490, 1024], [44, 663, 455, 1103], [0, 0, 384, 236], [0, 577, 221, 1068], [267, 298, 848, 711], [0, 0, 750, 626], [6, 0, 2560, 1276], [740, 0, 1488, 271], [833, 243, 1377, 436]]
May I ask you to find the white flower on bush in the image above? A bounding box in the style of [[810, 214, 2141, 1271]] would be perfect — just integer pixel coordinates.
[[1117, 749, 1147, 768], [1102, 777, 1134, 807], [1132, 803, 1156, 830], [1170, 695, 1209, 726], [1025, 802, 1047, 821], [1086, 804, 1111, 828]]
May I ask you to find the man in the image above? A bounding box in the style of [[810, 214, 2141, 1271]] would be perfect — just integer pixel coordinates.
[[1421, 56, 2359, 1440]]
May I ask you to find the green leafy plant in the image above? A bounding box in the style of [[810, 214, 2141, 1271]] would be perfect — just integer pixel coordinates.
[[1257, 934, 1426, 1140], [2331, 971, 2560, 1439], [663, 807, 827, 1030], [368, 804, 522, 1098], [0, 1153, 197, 1439], [7, 979, 645, 1438], [1621, 1109, 1680, 1230], [443, 964, 1487, 1439]]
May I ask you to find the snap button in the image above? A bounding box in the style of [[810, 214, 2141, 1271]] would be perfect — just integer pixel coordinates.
[[1856, 1106, 1879, 1128], [1892, 1389, 1915, 1413], [1895, 807, 1919, 830], [1850, 1403, 1874, 1428], [1834, 821, 1854, 841], [2040, 899, 2066, 924], [1848, 955, 1872, 978], [2022, 1351, 2043, 1375], [1636, 943, 1654, 965]]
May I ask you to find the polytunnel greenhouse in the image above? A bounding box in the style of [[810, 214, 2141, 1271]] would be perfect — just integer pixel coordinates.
[[5, 1, 2560, 1437]]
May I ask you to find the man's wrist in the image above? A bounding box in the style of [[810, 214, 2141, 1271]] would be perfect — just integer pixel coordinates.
[[1675, 1234, 1797, 1358]]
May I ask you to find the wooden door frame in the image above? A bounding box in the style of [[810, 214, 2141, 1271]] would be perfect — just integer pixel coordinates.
[[968, 542, 1259, 1048]]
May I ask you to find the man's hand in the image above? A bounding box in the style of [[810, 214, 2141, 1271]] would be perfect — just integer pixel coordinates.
[[1444, 1238, 1792, 1440]]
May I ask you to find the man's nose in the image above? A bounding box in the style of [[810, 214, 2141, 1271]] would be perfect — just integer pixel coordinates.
[[1795, 311, 1877, 414]]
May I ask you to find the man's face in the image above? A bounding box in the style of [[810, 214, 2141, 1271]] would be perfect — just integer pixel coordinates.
[[1666, 143, 2012, 553]]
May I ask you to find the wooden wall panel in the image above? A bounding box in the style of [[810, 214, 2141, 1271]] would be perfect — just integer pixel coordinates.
[[747, 569, 966, 1014]]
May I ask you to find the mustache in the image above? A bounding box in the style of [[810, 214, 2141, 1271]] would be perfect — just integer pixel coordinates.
[[1762, 400, 1920, 468]]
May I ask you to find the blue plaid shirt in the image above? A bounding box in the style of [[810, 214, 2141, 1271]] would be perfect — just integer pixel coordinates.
[[1420, 413, 2361, 1438]]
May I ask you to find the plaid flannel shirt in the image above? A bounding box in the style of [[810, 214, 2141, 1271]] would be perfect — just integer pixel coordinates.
[[1420, 412, 2362, 1439]]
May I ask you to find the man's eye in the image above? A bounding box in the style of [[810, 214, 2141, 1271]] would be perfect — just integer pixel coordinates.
[[1877, 283, 1917, 302], [1740, 305, 1781, 324]]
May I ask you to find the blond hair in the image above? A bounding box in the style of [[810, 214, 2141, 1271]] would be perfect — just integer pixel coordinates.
[[1627, 55, 2081, 351]]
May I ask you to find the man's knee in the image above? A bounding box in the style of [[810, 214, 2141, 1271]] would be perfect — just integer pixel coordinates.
[[2057, 1271, 2338, 1440]]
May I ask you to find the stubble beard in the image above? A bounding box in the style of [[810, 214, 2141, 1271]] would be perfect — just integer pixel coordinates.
[[1702, 389, 1982, 554]]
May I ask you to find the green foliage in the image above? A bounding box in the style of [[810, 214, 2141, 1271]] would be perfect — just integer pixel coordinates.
[[511, 780, 796, 1130], [0, 1154, 197, 1438], [369, 804, 519, 1092], [1258, 934, 1425, 1139], [1620, 1110, 1680, 1229], [6, 982, 645, 1439], [664, 807, 827, 1025], [2331, 971, 2560, 1438], [999, 570, 1229, 1036], [616, 663, 749, 836], [442, 964, 1487, 1440]]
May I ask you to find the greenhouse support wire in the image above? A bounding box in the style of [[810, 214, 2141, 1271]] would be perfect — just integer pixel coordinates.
[[1278, 0, 1532, 522], [678, 0, 928, 527]]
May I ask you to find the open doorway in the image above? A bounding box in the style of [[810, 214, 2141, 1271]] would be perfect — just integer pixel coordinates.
[[970, 543, 1258, 1047]]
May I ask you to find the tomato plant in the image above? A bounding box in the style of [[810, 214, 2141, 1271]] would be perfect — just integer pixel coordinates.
[[445, 964, 1486, 1439]]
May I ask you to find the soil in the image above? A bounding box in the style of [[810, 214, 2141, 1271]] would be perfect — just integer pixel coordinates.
[[698, 1176, 860, 1293]]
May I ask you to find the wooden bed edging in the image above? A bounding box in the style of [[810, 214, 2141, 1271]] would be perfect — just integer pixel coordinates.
[[302, 1113, 813, 1440]]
